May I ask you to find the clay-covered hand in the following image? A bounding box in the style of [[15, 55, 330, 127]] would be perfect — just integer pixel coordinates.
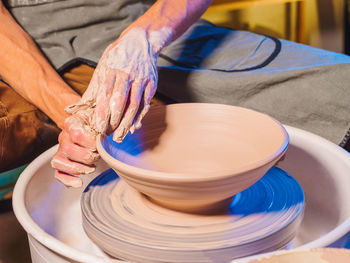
[[67, 27, 171, 142], [51, 110, 99, 188]]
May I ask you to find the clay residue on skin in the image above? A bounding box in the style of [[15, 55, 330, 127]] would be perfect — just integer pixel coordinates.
[[134, 104, 150, 130], [82, 151, 100, 163], [66, 27, 173, 143], [106, 28, 158, 80], [51, 157, 95, 175], [65, 104, 98, 140], [105, 27, 172, 142], [149, 26, 173, 54]]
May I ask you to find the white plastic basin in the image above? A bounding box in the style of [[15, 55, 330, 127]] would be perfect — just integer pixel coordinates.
[[12, 126, 350, 263]]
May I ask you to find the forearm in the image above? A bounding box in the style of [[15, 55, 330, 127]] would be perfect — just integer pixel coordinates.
[[123, 0, 213, 53], [0, 4, 80, 128]]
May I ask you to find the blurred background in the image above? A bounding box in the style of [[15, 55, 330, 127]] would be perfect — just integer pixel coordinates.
[[201, 0, 348, 54]]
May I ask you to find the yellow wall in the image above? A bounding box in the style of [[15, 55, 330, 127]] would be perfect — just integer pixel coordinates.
[[202, 0, 344, 52]]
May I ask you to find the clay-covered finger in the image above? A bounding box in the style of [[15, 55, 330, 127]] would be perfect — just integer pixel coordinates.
[[64, 116, 96, 150], [54, 170, 83, 188], [51, 152, 95, 175], [113, 81, 144, 142], [109, 71, 131, 133], [95, 66, 116, 134], [134, 79, 157, 130], [59, 132, 99, 165]]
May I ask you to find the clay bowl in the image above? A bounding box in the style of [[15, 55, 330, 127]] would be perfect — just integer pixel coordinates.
[[96, 103, 289, 213]]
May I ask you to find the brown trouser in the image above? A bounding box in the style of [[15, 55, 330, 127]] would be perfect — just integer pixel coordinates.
[[0, 63, 170, 173]]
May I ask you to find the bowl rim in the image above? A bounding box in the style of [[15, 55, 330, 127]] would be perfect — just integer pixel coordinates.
[[96, 103, 289, 184]]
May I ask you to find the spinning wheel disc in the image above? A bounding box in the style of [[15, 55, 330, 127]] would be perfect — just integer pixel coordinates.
[[81, 167, 304, 263]]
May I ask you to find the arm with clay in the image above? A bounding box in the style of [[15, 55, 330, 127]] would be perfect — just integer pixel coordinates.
[[0, 3, 99, 186], [52, 0, 213, 187]]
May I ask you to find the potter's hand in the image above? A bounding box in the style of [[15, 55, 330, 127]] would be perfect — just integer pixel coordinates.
[[65, 0, 213, 141], [51, 111, 99, 188], [67, 27, 168, 142]]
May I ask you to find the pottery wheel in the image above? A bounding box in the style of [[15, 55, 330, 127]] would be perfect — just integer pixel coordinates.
[[81, 167, 304, 263]]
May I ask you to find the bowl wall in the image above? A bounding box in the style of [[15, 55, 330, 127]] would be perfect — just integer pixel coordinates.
[[98, 104, 288, 211]]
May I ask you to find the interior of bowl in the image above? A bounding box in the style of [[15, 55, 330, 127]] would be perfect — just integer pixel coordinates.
[[101, 103, 288, 178]]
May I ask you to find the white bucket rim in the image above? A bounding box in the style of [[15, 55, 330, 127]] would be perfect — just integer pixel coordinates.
[[12, 145, 112, 263], [286, 126, 350, 249], [12, 126, 350, 262]]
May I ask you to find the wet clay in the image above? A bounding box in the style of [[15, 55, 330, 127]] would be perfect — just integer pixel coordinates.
[[97, 103, 289, 212], [67, 27, 173, 141], [81, 167, 304, 263]]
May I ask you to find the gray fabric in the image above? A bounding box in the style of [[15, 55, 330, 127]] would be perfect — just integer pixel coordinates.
[[7, 0, 155, 68], [157, 21, 350, 144], [7, 0, 64, 7]]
